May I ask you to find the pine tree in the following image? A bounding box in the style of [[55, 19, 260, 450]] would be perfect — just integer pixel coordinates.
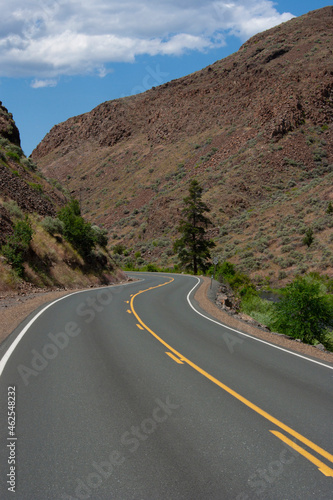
[[173, 179, 215, 274]]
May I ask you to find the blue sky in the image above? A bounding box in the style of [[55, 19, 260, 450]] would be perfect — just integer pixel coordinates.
[[0, 0, 331, 156]]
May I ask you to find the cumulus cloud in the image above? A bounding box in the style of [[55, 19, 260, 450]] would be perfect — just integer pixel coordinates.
[[0, 0, 294, 80]]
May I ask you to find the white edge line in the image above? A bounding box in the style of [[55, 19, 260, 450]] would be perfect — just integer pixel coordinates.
[[0, 281, 140, 379], [187, 277, 333, 371]]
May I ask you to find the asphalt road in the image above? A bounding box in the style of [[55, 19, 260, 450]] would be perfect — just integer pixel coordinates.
[[0, 273, 332, 499]]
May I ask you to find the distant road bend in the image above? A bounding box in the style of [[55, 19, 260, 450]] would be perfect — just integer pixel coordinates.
[[0, 272, 332, 499]]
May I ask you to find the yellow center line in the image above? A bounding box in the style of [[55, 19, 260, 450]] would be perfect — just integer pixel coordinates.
[[130, 277, 333, 475], [166, 352, 184, 364], [271, 431, 333, 477]]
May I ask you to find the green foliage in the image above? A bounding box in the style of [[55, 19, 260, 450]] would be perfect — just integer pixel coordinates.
[[28, 182, 43, 193], [228, 273, 254, 295], [58, 199, 96, 257], [174, 179, 215, 274], [2, 200, 23, 219], [219, 261, 236, 278], [6, 151, 21, 162], [1, 217, 33, 277], [113, 243, 126, 255], [214, 261, 254, 296], [146, 263, 159, 272], [122, 262, 176, 273], [91, 225, 108, 248], [41, 216, 65, 236], [240, 293, 276, 328], [6, 144, 24, 158], [21, 157, 37, 171], [272, 277, 333, 344], [0, 137, 10, 147]]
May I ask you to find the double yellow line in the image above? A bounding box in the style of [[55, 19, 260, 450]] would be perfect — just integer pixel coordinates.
[[130, 277, 333, 477]]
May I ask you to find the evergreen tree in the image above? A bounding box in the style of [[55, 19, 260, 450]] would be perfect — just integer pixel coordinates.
[[173, 179, 215, 274]]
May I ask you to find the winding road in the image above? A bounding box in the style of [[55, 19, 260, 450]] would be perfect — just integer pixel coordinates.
[[0, 273, 332, 499]]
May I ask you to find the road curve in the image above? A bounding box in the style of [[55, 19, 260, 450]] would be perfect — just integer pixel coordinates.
[[0, 272, 332, 499]]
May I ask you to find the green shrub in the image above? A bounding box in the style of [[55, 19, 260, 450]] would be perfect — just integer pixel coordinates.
[[271, 277, 333, 344], [6, 151, 21, 162], [215, 261, 255, 296], [91, 225, 108, 248], [41, 216, 65, 236], [219, 261, 236, 277], [326, 202, 333, 215], [0, 137, 10, 147], [2, 200, 23, 219], [240, 293, 276, 327], [146, 263, 159, 272], [21, 157, 38, 171], [113, 243, 126, 255], [28, 182, 43, 193], [1, 217, 33, 276], [6, 144, 24, 158], [58, 199, 96, 257]]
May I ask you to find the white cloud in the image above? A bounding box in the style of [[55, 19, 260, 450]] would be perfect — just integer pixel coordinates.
[[0, 0, 294, 79], [31, 78, 57, 88]]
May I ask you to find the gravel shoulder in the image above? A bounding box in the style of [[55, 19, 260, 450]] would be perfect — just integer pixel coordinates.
[[0, 289, 79, 345], [1, 276, 332, 365]]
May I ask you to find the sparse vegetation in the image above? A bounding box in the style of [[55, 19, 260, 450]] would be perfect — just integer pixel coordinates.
[[1, 217, 33, 277]]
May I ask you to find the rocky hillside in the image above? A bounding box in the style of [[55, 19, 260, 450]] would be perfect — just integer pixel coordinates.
[[0, 102, 124, 291], [32, 7, 333, 285]]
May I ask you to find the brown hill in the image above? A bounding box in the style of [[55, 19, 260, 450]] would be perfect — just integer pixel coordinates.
[[32, 7, 333, 285], [0, 104, 124, 291]]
